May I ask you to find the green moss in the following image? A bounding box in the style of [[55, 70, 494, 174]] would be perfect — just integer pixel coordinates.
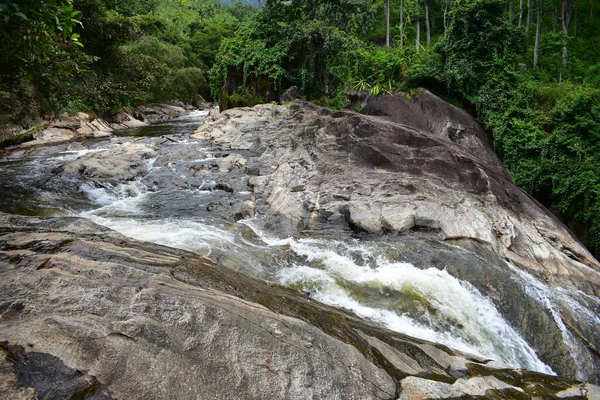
[[0, 125, 41, 148]]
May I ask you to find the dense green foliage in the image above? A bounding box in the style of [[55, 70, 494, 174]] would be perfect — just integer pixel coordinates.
[[0, 0, 257, 127], [211, 0, 376, 108], [210, 0, 600, 254], [2, 0, 600, 254], [0, 0, 85, 126], [425, 0, 600, 253]]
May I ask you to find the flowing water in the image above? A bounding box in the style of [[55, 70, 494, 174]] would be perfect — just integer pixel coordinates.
[[3, 110, 599, 377]]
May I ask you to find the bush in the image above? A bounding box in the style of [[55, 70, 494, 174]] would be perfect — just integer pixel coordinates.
[[168, 68, 209, 104], [124, 36, 187, 69]]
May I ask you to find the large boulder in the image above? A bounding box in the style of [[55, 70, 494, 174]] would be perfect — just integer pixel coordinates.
[[0, 213, 595, 399], [191, 91, 600, 382], [57, 142, 157, 183]]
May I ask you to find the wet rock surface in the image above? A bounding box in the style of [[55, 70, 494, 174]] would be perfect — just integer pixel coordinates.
[[0, 213, 596, 400], [1, 91, 600, 398], [190, 92, 600, 382]]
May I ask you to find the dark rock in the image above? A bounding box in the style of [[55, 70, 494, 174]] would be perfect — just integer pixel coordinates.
[[102, 111, 131, 124], [362, 94, 432, 132], [245, 167, 260, 176], [191, 94, 600, 382], [281, 86, 298, 103]]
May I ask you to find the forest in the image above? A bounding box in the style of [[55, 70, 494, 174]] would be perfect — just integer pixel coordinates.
[[1, 0, 600, 256]]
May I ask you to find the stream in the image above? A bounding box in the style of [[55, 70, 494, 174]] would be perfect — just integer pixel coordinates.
[[3, 110, 598, 378]]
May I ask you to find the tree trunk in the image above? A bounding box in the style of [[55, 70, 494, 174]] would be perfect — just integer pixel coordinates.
[[386, 0, 390, 46], [443, 0, 448, 37], [553, 1, 557, 32], [526, 0, 532, 33], [561, 0, 572, 70], [509, 0, 515, 21], [519, 0, 524, 26], [424, 0, 431, 47], [400, 0, 405, 48], [534, 1, 542, 67], [416, 18, 421, 52]]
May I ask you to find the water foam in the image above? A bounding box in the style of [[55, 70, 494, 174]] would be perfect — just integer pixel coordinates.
[[243, 221, 553, 374], [506, 262, 600, 379]]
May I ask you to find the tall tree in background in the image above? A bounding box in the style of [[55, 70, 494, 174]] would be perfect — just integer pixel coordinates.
[[526, 0, 532, 32], [561, 0, 572, 70], [533, 0, 542, 66], [519, 0, 524, 26], [400, 0, 405, 47], [415, 16, 421, 51], [443, 0, 450, 36], [424, 0, 431, 46], [386, 0, 390, 46]]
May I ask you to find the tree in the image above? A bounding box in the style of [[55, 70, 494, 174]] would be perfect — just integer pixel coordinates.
[[437, 0, 523, 95], [424, 0, 431, 46], [526, 0, 532, 32], [400, 0, 405, 46], [416, 17, 421, 51], [561, 0, 572, 70], [0, 0, 84, 125], [212, 0, 373, 109], [519, 0, 524, 26], [533, 0, 542, 66], [443, 0, 450, 36], [386, 0, 390, 46]]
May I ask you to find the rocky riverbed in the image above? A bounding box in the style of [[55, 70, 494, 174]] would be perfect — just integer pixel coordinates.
[[0, 103, 195, 148], [1, 91, 599, 399]]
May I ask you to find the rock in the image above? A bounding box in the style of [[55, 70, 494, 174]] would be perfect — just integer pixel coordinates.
[[103, 111, 132, 124], [0, 212, 592, 399], [103, 111, 149, 130], [1, 342, 114, 400], [399, 376, 531, 399], [58, 142, 156, 182], [5, 103, 200, 149], [361, 93, 432, 132], [216, 153, 247, 172], [76, 117, 114, 139], [77, 112, 90, 123], [50, 115, 81, 130], [281, 86, 298, 103], [0, 344, 38, 400], [190, 92, 600, 382], [140, 104, 188, 123], [33, 128, 74, 143], [556, 383, 600, 399]]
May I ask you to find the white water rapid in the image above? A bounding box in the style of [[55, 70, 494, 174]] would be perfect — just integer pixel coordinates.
[[77, 160, 555, 374]]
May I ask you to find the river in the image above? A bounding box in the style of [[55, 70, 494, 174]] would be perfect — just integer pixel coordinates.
[[2, 109, 597, 378]]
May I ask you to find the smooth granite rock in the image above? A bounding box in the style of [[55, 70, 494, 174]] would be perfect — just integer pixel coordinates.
[[0, 213, 597, 399], [190, 92, 600, 382]]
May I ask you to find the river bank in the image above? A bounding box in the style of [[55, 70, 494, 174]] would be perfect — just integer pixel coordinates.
[[0, 102, 206, 149]]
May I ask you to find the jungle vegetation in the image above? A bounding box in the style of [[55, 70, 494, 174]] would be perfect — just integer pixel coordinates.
[[1, 0, 600, 255]]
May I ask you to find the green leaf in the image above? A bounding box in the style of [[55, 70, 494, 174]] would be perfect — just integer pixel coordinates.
[[14, 11, 28, 20]]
